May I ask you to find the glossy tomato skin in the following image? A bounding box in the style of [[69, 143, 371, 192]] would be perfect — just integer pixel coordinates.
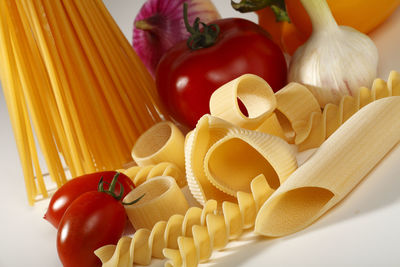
[[57, 191, 126, 267], [156, 18, 287, 128], [44, 171, 134, 228]]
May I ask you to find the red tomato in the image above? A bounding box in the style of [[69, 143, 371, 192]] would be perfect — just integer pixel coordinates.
[[44, 171, 134, 228], [156, 18, 287, 129], [57, 191, 126, 267]]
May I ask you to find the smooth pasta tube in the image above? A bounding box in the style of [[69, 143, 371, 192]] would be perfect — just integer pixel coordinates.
[[255, 96, 400, 237], [276, 71, 400, 151], [118, 162, 186, 188], [95, 174, 272, 267], [131, 121, 186, 173]]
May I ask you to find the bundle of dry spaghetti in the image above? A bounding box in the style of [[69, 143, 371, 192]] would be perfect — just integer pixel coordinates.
[[0, 0, 167, 205]]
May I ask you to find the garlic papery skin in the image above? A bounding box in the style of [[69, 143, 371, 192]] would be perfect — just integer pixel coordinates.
[[288, 0, 378, 107], [133, 0, 220, 77]]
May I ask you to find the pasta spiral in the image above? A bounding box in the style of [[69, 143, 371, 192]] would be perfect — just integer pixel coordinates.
[[94, 174, 273, 267], [277, 71, 400, 151], [118, 162, 186, 188]]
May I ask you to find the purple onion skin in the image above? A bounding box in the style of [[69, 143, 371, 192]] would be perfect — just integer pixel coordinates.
[[133, 0, 220, 77]]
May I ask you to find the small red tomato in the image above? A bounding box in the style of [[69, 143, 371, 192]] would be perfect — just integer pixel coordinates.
[[44, 171, 134, 228], [56, 174, 143, 267], [156, 15, 287, 128], [57, 191, 126, 267]]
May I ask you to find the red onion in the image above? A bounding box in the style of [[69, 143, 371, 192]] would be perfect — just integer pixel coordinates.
[[133, 0, 220, 77]]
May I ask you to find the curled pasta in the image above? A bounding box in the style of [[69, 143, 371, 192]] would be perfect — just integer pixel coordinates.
[[163, 174, 273, 267], [209, 74, 276, 129], [276, 71, 400, 151], [185, 115, 297, 206], [118, 162, 186, 188], [94, 174, 273, 267]]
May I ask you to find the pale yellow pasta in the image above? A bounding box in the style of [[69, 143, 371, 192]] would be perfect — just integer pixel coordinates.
[[209, 74, 277, 129], [117, 162, 186, 188], [95, 174, 272, 267], [123, 177, 189, 231], [254, 112, 286, 140], [276, 71, 400, 151], [203, 128, 296, 197], [185, 115, 297, 206], [275, 82, 321, 143], [255, 96, 400, 237], [163, 174, 272, 267], [131, 121, 186, 173]]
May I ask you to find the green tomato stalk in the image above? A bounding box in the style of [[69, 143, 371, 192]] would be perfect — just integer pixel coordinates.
[[98, 172, 144, 205], [183, 3, 220, 50]]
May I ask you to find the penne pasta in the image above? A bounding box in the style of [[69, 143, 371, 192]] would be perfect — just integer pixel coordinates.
[[255, 96, 400, 237]]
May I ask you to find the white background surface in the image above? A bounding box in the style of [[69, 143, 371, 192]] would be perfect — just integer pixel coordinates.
[[0, 1, 400, 266]]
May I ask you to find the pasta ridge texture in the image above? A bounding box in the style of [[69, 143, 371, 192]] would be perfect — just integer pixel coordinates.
[[185, 115, 297, 206], [276, 71, 400, 151], [118, 162, 186, 188], [94, 174, 271, 267]]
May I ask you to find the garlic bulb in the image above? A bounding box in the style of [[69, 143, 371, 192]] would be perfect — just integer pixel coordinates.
[[288, 0, 378, 107]]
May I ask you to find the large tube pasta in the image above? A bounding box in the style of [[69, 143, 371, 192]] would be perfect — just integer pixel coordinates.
[[255, 96, 400, 237], [185, 115, 297, 206], [123, 177, 189, 230], [131, 121, 186, 172], [209, 74, 277, 129]]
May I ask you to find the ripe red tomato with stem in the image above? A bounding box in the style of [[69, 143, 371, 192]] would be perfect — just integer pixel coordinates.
[[156, 3, 287, 129], [56, 173, 143, 267], [44, 171, 135, 228]]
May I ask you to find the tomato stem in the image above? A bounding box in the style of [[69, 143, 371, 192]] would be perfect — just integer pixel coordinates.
[[122, 193, 145, 205], [183, 2, 220, 50], [98, 173, 144, 205]]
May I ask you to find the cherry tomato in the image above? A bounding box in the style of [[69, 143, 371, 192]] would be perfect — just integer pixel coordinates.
[[44, 171, 134, 228], [156, 18, 287, 129], [57, 191, 126, 267]]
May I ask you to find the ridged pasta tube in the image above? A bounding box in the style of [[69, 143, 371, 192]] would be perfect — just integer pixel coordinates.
[[276, 71, 400, 151], [209, 74, 277, 129], [123, 177, 189, 230], [131, 121, 186, 173], [185, 115, 297, 206], [118, 162, 186, 188], [94, 174, 272, 267]]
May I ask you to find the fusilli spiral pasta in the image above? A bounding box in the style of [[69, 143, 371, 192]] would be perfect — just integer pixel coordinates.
[[94, 174, 272, 267]]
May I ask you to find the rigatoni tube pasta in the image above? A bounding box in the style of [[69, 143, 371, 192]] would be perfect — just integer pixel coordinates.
[[288, 0, 378, 107]]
